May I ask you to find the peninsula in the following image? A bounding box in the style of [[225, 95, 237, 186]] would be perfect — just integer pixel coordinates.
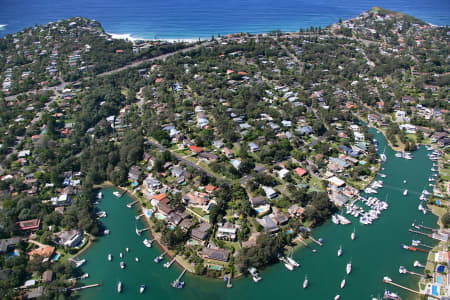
[[0, 6, 448, 299]]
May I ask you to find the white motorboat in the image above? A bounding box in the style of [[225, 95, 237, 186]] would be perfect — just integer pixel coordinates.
[[143, 239, 152, 248], [383, 276, 392, 282], [334, 295, 340, 300], [403, 189, 408, 196], [113, 191, 122, 197], [120, 261, 125, 269], [284, 262, 294, 271], [340, 278, 346, 289], [346, 261, 352, 275], [351, 228, 355, 240], [303, 275, 308, 288], [384, 290, 401, 299], [108, 254, 112, 261], [97, 192, 103, 199], [135, 257, 139, 262], [119, 252, 123, 258], [337, 245, 342, 257], [399, 266, 407, 274], [73, 259, 86, 268], [117, 281, 123, 293], [139, 284, 145, 293], [286, 255, 300, 267], [126, 247, 129, 252]]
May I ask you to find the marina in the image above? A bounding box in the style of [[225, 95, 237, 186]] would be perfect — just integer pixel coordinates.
[[78, 129, 439, 300]]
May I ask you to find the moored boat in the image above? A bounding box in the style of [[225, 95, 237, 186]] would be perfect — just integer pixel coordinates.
[[340, 278, 346, 289], [334, 295, 340, 300], [384, 290, 401, 299], [143, 239, 152, 248], [117, 281, 122, 293], [403, 189, 408, 196], [337, 245, 342, 257], [139, 284, 145, 293], [107, 254, 112, 261], [346, 261, 352, 275], [303, 275, 308, 288], [120, 261, 125, 269], [351, 228, 355, 240]]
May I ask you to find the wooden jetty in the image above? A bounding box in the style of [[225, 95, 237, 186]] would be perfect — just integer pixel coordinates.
[[136, 226, 150, 235], [177, 269, 186, 281], [71, 283, 101, 291], [296, 237, 317, 253], [126, 200, 138, 208], [409, 229, 432, 238], [164, 257, 177, 268], [135, 213, 144, 220], [417, 224, 436, 232], [309, 236, 323, 246], [383, 279, 419, 294]]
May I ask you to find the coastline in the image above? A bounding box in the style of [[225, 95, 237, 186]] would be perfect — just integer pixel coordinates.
[[107, 32, 206, 43]]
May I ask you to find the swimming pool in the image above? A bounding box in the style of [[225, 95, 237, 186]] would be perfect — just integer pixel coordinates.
[[432, 285, 439, 296], [437, 200, 441, 205], [155, 213, 166, 220], [7, 250, 19, 259], [437, 275, 443, 285], [52, 254, 60, 261]]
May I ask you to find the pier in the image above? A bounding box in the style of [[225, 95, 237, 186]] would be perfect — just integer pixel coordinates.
[[126, 200, 138, 208], [171, 269, 187, 288], [409, 229, 432, 238], [295, 237, 317, 253], [417, 224, 436, 231], [383, 279, 419, 294], [135, 213, 144, 220], [164, 257, 177, 268], [136, 226, 150, 236], [309, 236, 323, 246], [71, 283, 101, 291]]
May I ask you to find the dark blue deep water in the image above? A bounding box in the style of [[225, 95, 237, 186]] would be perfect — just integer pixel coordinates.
[[0, 0, 449, 39]]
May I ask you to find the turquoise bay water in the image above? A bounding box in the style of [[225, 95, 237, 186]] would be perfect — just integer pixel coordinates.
[[0, 0, 449, 39], [79, 128, 438, 300]]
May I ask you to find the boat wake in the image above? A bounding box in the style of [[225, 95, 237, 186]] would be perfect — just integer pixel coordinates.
[[0, 24, 7, 30]]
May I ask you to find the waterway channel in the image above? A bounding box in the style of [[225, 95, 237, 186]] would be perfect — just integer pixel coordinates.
[[79, 128, 438, 300]]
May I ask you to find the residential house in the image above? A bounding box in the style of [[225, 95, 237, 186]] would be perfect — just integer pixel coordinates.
[[0, 237, 22, 254], [217, 222, 238, 241], [28, 245, 55, 260], [191, 223, 211, 243], [179, 218, 194, 231], [157, 198, 174, 216], [184, 192, 209, 206], [171, 166, 184, 178], [288, 204, 305, 218], [55, 229, 83, 247], [249, 196, 266, 208], [199, 152, 218, 162], [202, 247, 230, 262], [294, 167, 307, 177], [128, 166, 142, 181], [256, 216, 279, 233], [262, 186, 277, 199], [223, 147, 234, 158], [42, 270, 54, 283], [249, 142, 259, 152], [277, 168, 289, 179]]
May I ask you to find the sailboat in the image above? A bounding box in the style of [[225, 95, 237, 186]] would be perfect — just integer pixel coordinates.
[[337, 245, 343, 257], [351, 228, 356, 240], [380, 146, 387, 162], [303, 275, 308, 288]]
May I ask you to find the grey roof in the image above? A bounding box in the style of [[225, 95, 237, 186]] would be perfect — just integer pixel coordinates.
[[202, 247, 230, 262], [0, 237, 22, 253]]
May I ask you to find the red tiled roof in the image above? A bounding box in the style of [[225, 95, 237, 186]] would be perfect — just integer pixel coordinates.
[[295, 167, 307, 177], [152, 193, 167, 201], [190, 145, 203, 153]]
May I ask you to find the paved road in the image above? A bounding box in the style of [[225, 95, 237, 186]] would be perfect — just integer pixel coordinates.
[[146, 139, 232, 186]]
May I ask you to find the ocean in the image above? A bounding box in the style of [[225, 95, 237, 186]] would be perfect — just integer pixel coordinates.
[[0, 0, 449, 40]]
